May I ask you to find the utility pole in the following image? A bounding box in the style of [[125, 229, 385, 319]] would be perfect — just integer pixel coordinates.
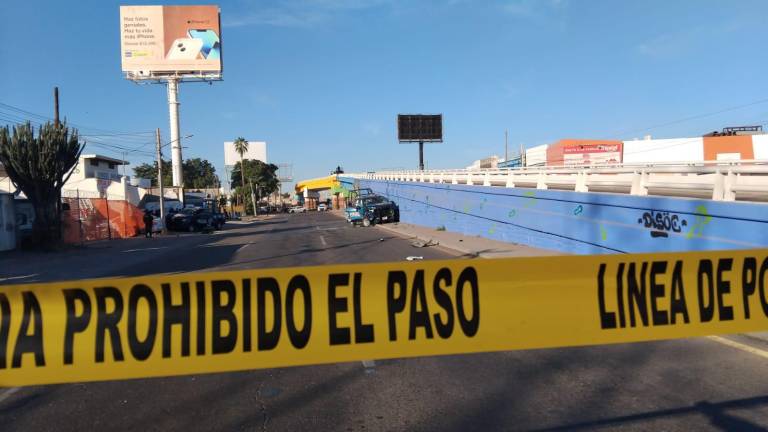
[[156, 128, 166, 234], [53, 87, 60, 127], [504, 130, 508, 162], [520, 143, 525, 166]]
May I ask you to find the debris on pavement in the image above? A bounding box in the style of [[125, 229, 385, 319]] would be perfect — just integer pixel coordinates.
[[411, 239, 439, 248]]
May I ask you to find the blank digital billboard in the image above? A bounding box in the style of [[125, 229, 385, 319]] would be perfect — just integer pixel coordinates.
[[398, 114, 443, 142], [223, 141, 267, 166]]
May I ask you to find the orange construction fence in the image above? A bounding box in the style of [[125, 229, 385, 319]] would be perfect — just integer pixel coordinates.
[[61, 197, 145, 243]]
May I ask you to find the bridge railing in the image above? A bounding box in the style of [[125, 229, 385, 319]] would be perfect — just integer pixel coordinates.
[[345, 160, 768, 202]]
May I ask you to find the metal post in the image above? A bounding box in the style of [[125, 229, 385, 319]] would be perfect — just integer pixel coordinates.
[[156, 128, 166, 234], [76, 189, 83, 246], [505, 130, 508, 163], [53, 87, 60, 127], [419, 141, 424, 171], [105, 195, 112, 240], [520, 143, 525, 166], [167, 77, 183, 187]]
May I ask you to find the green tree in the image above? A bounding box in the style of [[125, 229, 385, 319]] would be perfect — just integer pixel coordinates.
[[233, 137, 248, 203], [133, 160, 172, 186], [230, 159, 280, 215], [182, 158, 218, 189], [133, 158, 217, 189], [0, 121, 83, 246]]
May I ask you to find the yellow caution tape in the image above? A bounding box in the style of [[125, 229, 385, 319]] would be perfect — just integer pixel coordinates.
[[1, 249, 767, 386]]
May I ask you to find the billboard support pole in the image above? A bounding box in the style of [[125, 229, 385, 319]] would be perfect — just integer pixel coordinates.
[[418, 141, 424, 171], [167, 77, 183, 188]]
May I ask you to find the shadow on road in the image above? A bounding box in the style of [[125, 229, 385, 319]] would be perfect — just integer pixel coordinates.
[[209, 235, 402, 270], [532, 395, 768, 431]]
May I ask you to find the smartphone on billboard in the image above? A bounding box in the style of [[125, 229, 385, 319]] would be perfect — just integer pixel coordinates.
[[166, 38, 204, 60], [187, 29, 220, 60]]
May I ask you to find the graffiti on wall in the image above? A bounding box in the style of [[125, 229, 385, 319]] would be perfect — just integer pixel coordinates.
[[637, 210, 687, 238]]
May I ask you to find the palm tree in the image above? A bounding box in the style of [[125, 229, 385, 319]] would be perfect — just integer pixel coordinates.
[[233, 137, 248, 207]]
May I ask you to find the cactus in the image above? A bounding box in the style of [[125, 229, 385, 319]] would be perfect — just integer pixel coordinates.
[[0, 121, 83, 247]]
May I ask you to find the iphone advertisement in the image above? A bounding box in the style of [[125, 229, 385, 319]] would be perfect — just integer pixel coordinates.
[[120, 5, 222, 76]]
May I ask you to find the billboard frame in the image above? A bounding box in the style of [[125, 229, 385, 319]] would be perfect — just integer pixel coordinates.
[[121, 5, 223, 83], [120, 5, 223, 187], [396, 114, 444, 171], [397, 114, 444, 143]]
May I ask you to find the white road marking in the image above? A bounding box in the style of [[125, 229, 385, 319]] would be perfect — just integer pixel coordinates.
[[320, 235, 327, 247], [0, 274, 38, 283], [0, 387, 20, 404], [237, 242, 252, 252], [708, 335, 768, 360], [123, 247, 168, 253], [362, 360, 376, 368]]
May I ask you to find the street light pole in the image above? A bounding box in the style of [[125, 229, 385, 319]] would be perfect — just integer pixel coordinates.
[[151, 132, 193, 233], [156, 128, 166, 234]]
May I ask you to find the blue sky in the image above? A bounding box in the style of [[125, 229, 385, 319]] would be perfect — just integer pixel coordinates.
[[2, 0, 768, 188]]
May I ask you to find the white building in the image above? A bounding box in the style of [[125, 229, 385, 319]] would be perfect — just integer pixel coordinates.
[[0, 163, 12, 193], [2, 154, 151, 205], [68, 154, 128, 183]]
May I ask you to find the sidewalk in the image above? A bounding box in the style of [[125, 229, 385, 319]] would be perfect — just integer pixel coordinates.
[[376, 222, 564, 258]]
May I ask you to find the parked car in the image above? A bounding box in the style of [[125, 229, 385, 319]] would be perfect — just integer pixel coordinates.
[[167, 208, 214, 232], [209, 211, 225, 229], [288, 206, 307, 213], [345, 194, 399, 227], [317, 203, 328, 211]]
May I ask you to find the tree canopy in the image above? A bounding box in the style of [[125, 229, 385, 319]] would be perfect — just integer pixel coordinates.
[[230, 159, 279, 196], [133, 158, 218, 188], [183, 158, 218, 189], [233, 137, 248, 158]]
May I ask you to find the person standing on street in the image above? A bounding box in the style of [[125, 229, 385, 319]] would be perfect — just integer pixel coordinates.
[[143, 210, 154, 238]]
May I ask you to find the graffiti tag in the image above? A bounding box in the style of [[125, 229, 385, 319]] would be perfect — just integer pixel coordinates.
[[637, 210, 687, 238]]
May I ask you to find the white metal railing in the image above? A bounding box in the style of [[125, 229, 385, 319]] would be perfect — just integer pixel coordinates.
[[346, 160, 768, 202]]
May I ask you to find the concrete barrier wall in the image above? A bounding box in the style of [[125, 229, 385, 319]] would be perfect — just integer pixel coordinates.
[[341, 178, 768, 255]]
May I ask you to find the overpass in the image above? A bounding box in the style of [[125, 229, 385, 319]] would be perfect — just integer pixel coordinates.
[[342, 160, 768, 255], [294, 174, 348, 209]]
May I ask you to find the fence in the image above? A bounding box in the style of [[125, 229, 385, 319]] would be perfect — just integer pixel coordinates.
[[61, 189, 145, 244], [341, 177, 768, 255], [347, 159, 768, 202]]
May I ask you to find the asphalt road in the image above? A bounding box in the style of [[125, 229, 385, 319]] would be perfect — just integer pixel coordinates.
[[2, 212, 768, 431]]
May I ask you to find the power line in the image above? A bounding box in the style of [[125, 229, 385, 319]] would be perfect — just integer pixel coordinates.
[[0, 103, 157, 157], [604, 97, 768, 139], [0, 102, 155, 137]]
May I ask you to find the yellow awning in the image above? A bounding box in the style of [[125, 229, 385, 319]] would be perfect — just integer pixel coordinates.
[[294, 174, 340, 193]]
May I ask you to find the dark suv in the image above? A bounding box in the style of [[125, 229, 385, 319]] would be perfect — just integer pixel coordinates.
[[345, 194, 400, 227], [167, 208, 214, 232]]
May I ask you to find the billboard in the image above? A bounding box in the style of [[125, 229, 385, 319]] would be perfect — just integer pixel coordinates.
[[398, 114, 443, 142], [562, 143, 622, 166], [120, 5, 222, 78], [223, 141, 267, 166]]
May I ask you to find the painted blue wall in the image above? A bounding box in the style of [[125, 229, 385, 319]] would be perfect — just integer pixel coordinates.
[[340, 178, 768, 255]]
